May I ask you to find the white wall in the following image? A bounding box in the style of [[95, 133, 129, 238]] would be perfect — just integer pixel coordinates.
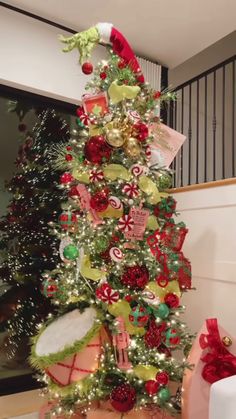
[[173, 183, 236, 335], [0, 7, 107, 104]]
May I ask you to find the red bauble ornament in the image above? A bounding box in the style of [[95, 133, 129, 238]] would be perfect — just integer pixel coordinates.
[[65, 154, 73, 161], [121, 265, 149, 290], [82, 62, 93, 75], [90, 191, 109, 212], [136, 74, 145, 84], [68, 186, 79, 199], [156, 371, 169, 386], [118, 59, 126, 69], [66, 146, 72, 151], [60, 172, 74, 184], [164, 293, 180, 308], [110, 384, 136, 412], [100, 72, 107, 80], [145, 380, 159, 395], [84, 135, 112, 164], [133, 122, 149, 142], [154, 91, 161, 99]]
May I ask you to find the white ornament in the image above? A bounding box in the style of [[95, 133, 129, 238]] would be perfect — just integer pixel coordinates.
[[148, 146, 165, 169]]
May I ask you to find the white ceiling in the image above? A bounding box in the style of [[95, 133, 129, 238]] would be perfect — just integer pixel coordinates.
[[2, 0, 236, 68]]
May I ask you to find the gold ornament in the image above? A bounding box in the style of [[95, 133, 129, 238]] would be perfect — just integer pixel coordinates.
[[222, 336, 232, 347], [105, 128, 125, 147], [124, 136, 141, 158]]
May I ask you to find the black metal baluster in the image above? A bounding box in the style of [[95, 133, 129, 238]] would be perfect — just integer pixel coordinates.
[[222, 65, 226, 179], [232, 59, 235, 177], [196, 79, 199, 184], [181, 88, 184, 186], [204, 76, 208, 182], [213, 71, 217, 181], [188, 84, 192, 184]]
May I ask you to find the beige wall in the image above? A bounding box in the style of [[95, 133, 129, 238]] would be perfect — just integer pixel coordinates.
[[173, 183, 236, 335], [169, 31, 236, 88]]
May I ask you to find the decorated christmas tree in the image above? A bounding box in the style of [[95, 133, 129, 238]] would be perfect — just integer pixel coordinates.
[[31, 24, 193, 418], [0, 109, 70, 357]]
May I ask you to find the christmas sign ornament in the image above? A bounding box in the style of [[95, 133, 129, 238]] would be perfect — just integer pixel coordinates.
[[31, 308, 102, 387]]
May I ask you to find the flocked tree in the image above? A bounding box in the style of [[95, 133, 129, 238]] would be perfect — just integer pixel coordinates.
[[0, 108, 71, 357], [31, 23, 193, 417]]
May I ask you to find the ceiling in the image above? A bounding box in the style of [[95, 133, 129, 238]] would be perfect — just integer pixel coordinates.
[[2, 0, 236, 68]]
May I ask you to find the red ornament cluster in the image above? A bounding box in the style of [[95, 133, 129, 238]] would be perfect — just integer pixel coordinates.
[[84, 135, 112, 164], [110, 384, 136, 412]]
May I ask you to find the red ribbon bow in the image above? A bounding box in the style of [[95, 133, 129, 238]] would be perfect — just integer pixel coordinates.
[[199, 318, 236, 384]]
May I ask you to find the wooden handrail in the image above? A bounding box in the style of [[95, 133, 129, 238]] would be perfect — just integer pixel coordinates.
[[169, 177, 236, 194]]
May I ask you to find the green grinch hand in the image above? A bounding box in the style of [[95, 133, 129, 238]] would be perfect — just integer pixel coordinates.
[[59, 26, 100, 64]]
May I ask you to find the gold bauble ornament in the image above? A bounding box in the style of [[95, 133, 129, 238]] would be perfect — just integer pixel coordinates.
[[124, 136, 141, 158], [105, 128, 125, 148], [222, 336, 233, 347]]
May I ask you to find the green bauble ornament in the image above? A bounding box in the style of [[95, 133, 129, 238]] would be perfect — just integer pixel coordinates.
[[154, 303, 170, 319], [129, 305, 149, 327], [94, 236, 109, 253], [157, 172, 172, 190], [63, 244, 79, 260], [158, 387, 171, 402]]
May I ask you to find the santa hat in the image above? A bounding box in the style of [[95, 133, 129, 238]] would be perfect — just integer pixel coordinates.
[[60, 22, 145, 83]]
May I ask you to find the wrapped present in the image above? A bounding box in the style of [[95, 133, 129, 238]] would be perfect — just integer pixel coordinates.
[[82, 92, 108, 116], [182, 319, 236, 419], [32, 308, 102, 387]]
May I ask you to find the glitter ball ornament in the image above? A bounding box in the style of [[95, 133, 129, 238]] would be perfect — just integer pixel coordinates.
[[63, 244, 79, 261], [133, 122, 149, 142], [100, 71, 107, 80], [154, 303, 170, 320], [156, 371, 169, 386], [84, 135, 112, 164], [82, 61, 93, 74], [124, 137, 141, 158], [121, 265, 149, 290], [129, 305, 149, 327], [145, 321, 164, 348], [65, 153, 73, 161], [110, 384, 136, 412], [90, 191, 109, 212], [158, 387, 171, 402], [94, 236, 109, 253], [145, 380, 159, 395], [41, 278, 58, 297], [105, 128, 125, 148], [58, 211, 77, 230], [156, 172, 172, 190], [60, 172, 74, 184]]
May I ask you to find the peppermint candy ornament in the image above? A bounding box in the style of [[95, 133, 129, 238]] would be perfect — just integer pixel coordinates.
[[89, 169, 104, 182], [127, 110, 140, 123], [131, 164, 149, 177], [109, 247, 123, 263], [96, 283, 119, 304], [109, 196, 123, 210], [118, 215, 134, 233], [76, 106, 90, 126], [142, 290, 160, 307], [122, 183, 139, 198]]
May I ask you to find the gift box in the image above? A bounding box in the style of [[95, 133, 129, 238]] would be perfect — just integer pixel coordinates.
[[182, 319, 236, 419], [82, 92, 108, 116]]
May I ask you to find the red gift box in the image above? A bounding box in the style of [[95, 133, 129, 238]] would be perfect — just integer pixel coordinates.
[[82, 92, 109, 116]]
